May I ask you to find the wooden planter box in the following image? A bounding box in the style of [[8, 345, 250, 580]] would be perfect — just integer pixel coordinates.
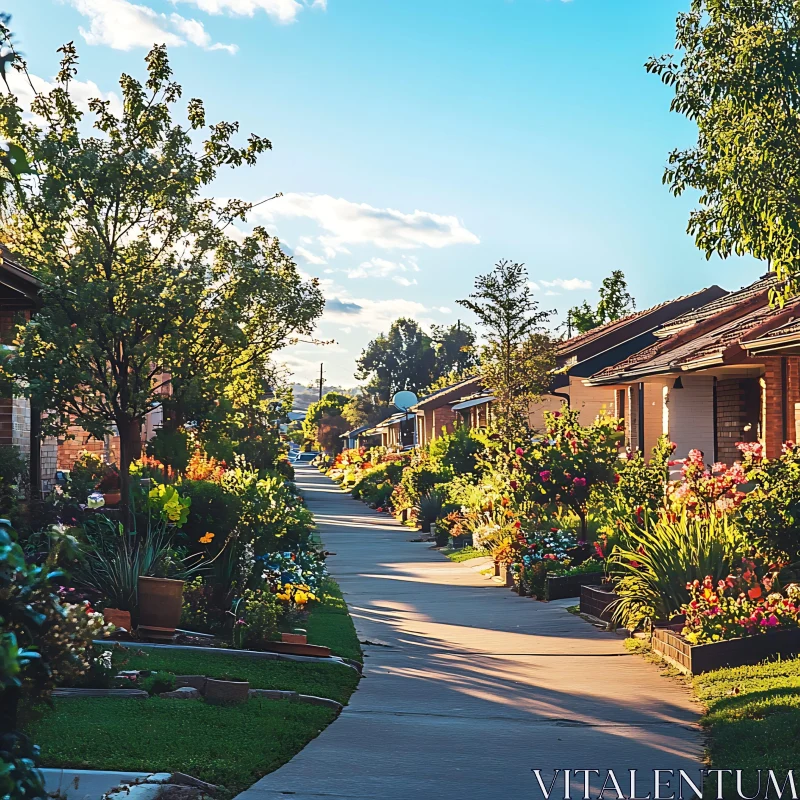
[[652, 626, 800, 676], [259, 641, 332, 658], [579, 584, 618, 622], [546, 571, 605, 601]]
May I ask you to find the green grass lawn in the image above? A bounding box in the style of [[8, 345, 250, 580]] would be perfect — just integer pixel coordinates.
[[24, 581, 362, 793], [441, 546, 485, 563], [304, 578, 363, 663], [25, 697, 335, 793], [114, 646, 360, 704], [694, 656, 800, 792]]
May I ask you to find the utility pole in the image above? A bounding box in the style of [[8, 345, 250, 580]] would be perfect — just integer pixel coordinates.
[[319, 363, 324, 402]]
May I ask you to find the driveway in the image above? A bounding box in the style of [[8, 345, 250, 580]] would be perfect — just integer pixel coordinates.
[[238, 466, 703, 800]]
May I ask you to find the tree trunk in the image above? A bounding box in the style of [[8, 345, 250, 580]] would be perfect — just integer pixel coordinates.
[[116, 417, 142, 534]]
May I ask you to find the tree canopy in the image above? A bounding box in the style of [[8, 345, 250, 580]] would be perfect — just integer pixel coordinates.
[[647, 0, 800, 296], [567, 270, 635, 335], [458, 260, 554, 441], [0, 38, 323, 521]]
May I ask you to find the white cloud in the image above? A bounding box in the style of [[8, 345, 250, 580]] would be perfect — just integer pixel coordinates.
[[67, 0, 237, 53], [7, 69, 123, 120], [392, 276, 417, 287], [322, 292, 435, 333], [173, 0, 322, 24], [345, 256, 419, 280], [540, 277, 592, 291], [256, 192, 479, 251], [294, 245, 327, 265]]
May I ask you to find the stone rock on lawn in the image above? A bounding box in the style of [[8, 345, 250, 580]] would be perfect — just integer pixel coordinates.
[[174, 675, 207, 692], [159, 687, 200, 700]]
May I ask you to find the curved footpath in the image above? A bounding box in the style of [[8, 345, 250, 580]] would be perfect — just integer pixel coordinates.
[[237, 466, 702, 800]]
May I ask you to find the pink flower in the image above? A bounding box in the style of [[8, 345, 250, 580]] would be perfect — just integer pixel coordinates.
[[539, 470, 551, 481], [553, 411, 561, 418], [515, 447, 524, 456], [544, 553, 557, 561], [573, 477, 587, 488]]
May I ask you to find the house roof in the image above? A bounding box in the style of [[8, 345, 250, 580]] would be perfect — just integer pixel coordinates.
[[339, 424, 373, 439], [409, 375, 481, 411], [555, 285, 727, 358], [0, 246, 43, 310], [742, 315, 800, 354], [654, 273, 775, 339], [588, 297, 800, 383], [375, 412, 409, 428], [451, 394, 494, 411]]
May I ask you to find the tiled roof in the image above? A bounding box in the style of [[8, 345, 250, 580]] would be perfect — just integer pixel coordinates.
[[556, 286, 726, 356], [655, 273, 774, 337], [410, 375, 481, 410], [745, 315, 800, 343], [590, 299, 798, 382]]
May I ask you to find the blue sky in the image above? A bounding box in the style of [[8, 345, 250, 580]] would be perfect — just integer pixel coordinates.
[[7, 0, 760, 387]]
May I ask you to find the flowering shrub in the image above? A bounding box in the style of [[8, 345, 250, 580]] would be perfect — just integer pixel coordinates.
[[185, 449, 227, 483], [230, 588, 279, 650], [666, 448, 745, 517], [681, 563, 800, 644], [260, 547, 327, 593], [515, 409, 624, 539]]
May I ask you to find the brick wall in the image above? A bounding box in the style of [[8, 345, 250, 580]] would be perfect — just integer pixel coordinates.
[[761, 356, 800, 458], [431, 405, 459, 439], [716, 378, 759, 465]]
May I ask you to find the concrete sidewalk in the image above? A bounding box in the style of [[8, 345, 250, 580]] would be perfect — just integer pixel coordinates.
[[237, 466, 703, 800]]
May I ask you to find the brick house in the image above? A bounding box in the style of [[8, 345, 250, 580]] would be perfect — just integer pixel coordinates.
[[410, 376, 481, 448], [539, 285, 728, 430], [585, 274, 800, 462]]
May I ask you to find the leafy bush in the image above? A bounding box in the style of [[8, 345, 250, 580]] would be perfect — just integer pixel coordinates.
[[232, 589, 279, 650], [141, 672, 176, 695], [0, 445, 27, 519], [417, 491, 445, 524], [738, 443, 800, 562], [608, 513, 744, 628], [428, 426, 485, 475]]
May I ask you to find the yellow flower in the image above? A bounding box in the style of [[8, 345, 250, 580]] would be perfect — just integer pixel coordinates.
[[276, 593, 290, 602], [199, 532, 215, 544], [294, 591, 308, 605]]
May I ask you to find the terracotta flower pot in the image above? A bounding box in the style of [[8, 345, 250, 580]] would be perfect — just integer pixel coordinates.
[[204, 678, 250, 705], [102, 607, 132, 631], [102, 491, 121, 506], [137, 576, 184, 642]]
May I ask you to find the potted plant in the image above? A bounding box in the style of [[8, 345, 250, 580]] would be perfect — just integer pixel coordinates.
[[416, 490, 444, 534], [97, 464, 122, 506]]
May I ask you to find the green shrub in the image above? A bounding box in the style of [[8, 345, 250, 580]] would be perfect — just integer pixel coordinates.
[[417, 491, 445, 523], [608, 513, 744, 629], [232, 589, 279, 650], [738, 444, 800, 563], [141, 672, 176, 695], [428, 426, 485, 475]]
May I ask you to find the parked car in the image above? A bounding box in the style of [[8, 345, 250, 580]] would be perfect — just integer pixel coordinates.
[[290, 451, 319, 464]]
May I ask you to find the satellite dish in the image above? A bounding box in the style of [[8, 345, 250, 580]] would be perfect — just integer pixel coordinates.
[[392, 390, 418, 411]]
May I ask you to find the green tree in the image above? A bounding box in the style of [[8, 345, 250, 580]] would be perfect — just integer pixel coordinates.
[[0, 41, 322, 524], [303, 391, 350, 445], [431, 321, 478, 375], [355, 318, 437, 402], [342, 390, 392, 428], [567, 270, 635, 335], [458, 260, 555, 442], [646, 1, 800, 296]]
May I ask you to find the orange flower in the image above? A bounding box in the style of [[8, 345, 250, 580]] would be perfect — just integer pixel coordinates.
[[748, 585, 762, 600], [199, 532, 215, 544]]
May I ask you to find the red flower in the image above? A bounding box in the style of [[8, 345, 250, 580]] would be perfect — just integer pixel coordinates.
[[515, 447, 524, 456]]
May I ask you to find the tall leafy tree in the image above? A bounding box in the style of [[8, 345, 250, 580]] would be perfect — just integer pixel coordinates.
[[567, 270, 635, 335], [431, 321, 478, 375], [458, 260, 554, 442], [342, 391, 392, 428], [647, 0, 800, 296], [355, 318, 437, 402], [302, 391, 350, 445], [0, 39, 323, 524]]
